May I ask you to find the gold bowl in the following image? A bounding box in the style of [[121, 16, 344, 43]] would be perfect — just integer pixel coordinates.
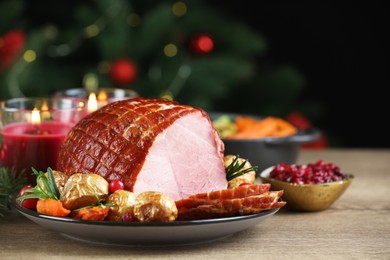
[[259, 166, 354, 212]]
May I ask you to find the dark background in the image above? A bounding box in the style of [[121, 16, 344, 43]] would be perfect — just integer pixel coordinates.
[[210, 1, 389, 148], [2, 1, 389, 148]]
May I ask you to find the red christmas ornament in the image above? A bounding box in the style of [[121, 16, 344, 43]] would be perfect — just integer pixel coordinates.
[[109, 58, 138, 85], [287, 111, 328, 149], [0, 29, 26, 70], [190, 34, 214, 54]]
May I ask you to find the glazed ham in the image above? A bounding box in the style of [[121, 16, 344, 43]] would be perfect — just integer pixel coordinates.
[[57, 97, 228, 200]]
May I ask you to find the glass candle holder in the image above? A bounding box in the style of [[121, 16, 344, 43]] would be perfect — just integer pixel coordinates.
[[54, 88, 139, 113], [0, 97, 88, 184]]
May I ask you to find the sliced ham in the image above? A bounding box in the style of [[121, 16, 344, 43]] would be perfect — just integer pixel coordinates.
[[175, 186, 285, 220], [176, 183, 271, 206], [57, 97, 228, 200]]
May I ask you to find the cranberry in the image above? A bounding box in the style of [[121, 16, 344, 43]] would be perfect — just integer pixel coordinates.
[[270, 160, 346, 184], [109, 180, 125, 193], [17, 185, 38, 209], [121, 212, 135, 222]]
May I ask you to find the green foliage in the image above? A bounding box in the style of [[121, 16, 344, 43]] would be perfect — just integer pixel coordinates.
[[0, 0, 23, 32], [0, 0, 311, 117], [0, 167, 28, 217]]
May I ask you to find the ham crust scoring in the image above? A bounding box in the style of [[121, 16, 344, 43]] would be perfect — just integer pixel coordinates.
[[57, 97, 228, 200]]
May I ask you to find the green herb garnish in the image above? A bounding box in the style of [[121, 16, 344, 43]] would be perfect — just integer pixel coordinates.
[[72, 195, 115, 212], [16, 167, 60, 203], [226, 155, 258, 181]]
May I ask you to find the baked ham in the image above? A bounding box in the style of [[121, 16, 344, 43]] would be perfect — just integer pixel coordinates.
[[175, 184, 286, 220], [57, 97, 228, 200]]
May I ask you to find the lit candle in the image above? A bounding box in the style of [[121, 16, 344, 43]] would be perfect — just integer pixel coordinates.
[[97, 91, 108, 104], [32, 107, 40, 123], [1, 118, 73, 184], [87, 92, 98, 113], [0, 98, 87, 184], [54, 88, 139, 112]]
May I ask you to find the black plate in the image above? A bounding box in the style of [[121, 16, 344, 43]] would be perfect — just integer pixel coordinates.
[[12, 195, 280, 247]]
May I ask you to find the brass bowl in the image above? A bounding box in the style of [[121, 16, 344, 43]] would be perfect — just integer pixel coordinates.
[[259, 166, 354, 212]]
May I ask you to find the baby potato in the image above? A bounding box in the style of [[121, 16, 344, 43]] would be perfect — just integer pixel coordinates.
[[60, 173, 109, 210], [224, 154, 256, 188], [36, 170, 68, 195], [133, 191, 178, 222], [106, 190, 136, 222]]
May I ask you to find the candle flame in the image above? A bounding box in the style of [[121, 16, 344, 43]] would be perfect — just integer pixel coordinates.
[[88, 92, 98, 112], [97, 91, 108, 101], [41, 101, 49, 111], [31, 107, 41, 124]]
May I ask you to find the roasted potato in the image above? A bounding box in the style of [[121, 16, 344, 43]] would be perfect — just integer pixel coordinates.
[[36, 170, 69, 195], [224, 154, 256, 188], [133, 191, 178, 222], [60, 173, 109, 210], [106, 190, 136, 221]]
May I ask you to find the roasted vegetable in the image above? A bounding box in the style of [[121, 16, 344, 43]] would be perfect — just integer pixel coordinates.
[[16, 168, 71, 217], [60, 173, 109, 210], [212, 115, 237, 138], [36, 198, 71, 217], [106, 190, 136, 221], [229, 116, 298, 139], [72, 206, 110, 221], [212, 115, 298, 139], [133, 191, 178, 222], [17, 168, 60, 203], [37, 170, 68, 195], [224, 155, 257, 188]]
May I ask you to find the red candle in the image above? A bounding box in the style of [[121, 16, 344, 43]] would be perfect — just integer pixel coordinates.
[[0, 122, 73, 184]]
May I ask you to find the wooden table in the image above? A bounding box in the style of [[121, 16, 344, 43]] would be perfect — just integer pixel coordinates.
[[1, 149, 389, 259]]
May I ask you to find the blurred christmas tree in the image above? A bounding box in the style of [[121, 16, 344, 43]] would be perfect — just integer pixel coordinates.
[[0, 0, 313, 118]]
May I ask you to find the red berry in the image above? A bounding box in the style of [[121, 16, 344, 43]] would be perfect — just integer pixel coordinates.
[[270, 160, 345, 184], [109, 179, 125, 193], [17, 185, 38, 209], [121, 212, 135, 222]]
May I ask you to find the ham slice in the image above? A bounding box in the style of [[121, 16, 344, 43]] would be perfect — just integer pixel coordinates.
[[175, 184, 285, 220], [176, 183, 271, 204], [57, 97, 228, 200]]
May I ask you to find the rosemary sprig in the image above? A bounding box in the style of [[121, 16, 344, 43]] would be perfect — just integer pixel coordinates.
[[0, 167, 28, 217], [72, 195, 115, 212], [225, 155, 258, 181], [16, 167, 60, 203], [17, 169, 115, 214]]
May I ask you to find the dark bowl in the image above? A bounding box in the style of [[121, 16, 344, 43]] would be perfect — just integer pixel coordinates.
[[209, 112, 321, 172]]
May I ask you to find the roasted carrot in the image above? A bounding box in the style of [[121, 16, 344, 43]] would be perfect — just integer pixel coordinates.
[[227, 116, 298, 139], [36, 198, 71, 217], [235, 117, 258, 132], [72, 206, 110, 221], [269, 117, 298, 137]]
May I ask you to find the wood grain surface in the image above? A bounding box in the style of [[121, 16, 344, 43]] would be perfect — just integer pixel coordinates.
[[1, 149, 389, 260]]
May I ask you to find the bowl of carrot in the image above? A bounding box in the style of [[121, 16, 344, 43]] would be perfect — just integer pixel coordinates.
[[210, 112, 321, 173]]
